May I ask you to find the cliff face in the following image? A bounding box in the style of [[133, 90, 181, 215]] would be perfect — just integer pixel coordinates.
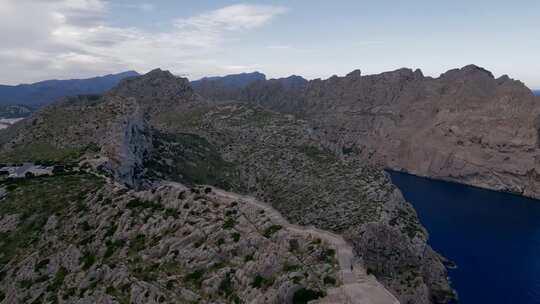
[[0, 69, 199, 188], [197, 65, 540, 199]]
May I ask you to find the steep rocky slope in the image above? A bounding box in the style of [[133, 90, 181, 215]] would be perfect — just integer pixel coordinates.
[[148, 101, 454, 303], [0, 174, 343, 303], [196, 65, 540, 199], [0, 70, 455, 303], [191, 72, 266, 102]]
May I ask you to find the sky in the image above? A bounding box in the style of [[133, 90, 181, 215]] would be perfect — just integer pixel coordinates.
[[1, 0, 539, 88]]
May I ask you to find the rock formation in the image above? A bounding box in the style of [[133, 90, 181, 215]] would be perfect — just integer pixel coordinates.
[[0, 176, 344, 303], [195, 65, 540, 199], [0, 69, 457, 303]]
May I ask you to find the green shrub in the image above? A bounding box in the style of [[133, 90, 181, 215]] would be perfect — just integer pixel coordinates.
[[129, 234, 146, 254], [47, 267, 67, 291], [283, 264, 300, 272], [219, 270, 235, 296], [80, 252, 96, 270], [292, 288, 324, 304], [323, 276, 336, 285], [126, 198, 163, 211], [222, 217, 236, 229], [263, 225, 282, 238], [18, 279, 33, 289], [250, 274, 273, 289], [104, 239, 126, 258], [231, 232, 241, 242], [320, 248, 336, 262], [184, 269, 205, 288], [34, 258, 50, 272]]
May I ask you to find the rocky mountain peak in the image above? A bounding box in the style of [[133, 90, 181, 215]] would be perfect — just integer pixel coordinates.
[[439, 64, 495, 82], [461, 64, 494, 76], [191, 71, 267, 90], [375, 68, 421, 83], [346, 69, 362, 79], [108, 68, 193, 101], [268, 75, 308, 89]]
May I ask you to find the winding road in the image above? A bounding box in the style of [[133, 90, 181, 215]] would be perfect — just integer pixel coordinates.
[[212, 188, 400, 304]]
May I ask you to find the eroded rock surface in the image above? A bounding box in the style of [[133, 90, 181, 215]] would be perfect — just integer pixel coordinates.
[[0, 69, 457, 303], [0, 175, 341, 304], [196, 65, 540, 199]]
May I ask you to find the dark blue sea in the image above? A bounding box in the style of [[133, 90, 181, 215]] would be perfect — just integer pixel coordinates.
[[388, 171, 540, 304]]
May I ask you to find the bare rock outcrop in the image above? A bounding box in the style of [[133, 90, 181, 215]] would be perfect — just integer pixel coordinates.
[[197, 65, 540, 199], [0, 175, 341, 304]]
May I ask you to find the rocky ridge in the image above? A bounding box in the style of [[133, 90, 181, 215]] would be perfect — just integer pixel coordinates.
[[0, 70, 456, 303], [0, 174, 346, 303], [195, 65, 540, 199]]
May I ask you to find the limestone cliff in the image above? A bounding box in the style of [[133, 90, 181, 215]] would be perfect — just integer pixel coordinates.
[[196, 65, 540, 199]]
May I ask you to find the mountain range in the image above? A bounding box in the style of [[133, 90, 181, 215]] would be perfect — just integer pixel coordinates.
[[0, 71, 139, 107], [193, 66, 540, 200], [1, 65, 538, 304], [0, 69, 456, 304]]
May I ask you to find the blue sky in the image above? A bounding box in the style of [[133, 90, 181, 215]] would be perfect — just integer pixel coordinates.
[[1, 0, 539, 88]]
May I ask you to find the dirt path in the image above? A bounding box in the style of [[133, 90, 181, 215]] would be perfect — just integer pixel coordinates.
[[212, 188, 400, 304]]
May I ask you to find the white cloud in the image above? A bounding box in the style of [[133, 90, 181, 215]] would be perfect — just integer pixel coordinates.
[[175, 4, 287, 31], [0, 1, 287, 84], [266, 45, 314, 54], [121, 3, 155, 12]]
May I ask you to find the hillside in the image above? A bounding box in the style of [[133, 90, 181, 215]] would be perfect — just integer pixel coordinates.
[[0, 70, 455, 303], [196, 65, 540, 199], [0, 71, 139, 107], [190, 72, 267, 102]]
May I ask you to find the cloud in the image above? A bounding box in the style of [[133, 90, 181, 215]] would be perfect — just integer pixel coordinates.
[[175, 4, 287, 31], [120, 3, 154, 12], [266, 45, 313, 53], [267, 45, 294, 50], [0, 1, 287, 84]]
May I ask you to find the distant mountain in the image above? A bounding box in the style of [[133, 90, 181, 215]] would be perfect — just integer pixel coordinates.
[[191, 72, 266, 89], [191, 72, 309, 106], [0, 71, 140, 107], [533, 90, 540, 96], [190, 72, 267, 102]]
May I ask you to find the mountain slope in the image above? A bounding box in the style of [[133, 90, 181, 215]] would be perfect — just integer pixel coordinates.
[[0, 70, 455, 303], [196, 65, 540, 199], [190, 72, 266, 103], [191, 72, 266, 90], [0, 176, 343, 304], [0, 71, 139, 107]]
